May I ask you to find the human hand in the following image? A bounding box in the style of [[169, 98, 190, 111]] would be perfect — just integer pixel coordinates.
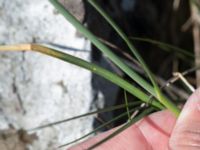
[[69, 88, 200, 150]]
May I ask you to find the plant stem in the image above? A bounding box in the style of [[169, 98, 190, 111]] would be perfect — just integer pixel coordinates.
[[0, 44, 164, 110]]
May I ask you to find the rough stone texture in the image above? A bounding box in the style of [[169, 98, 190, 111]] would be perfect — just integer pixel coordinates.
[[0, 0, 92, 149], [59, 0, 85, 22], [0, 128, 37, 150]]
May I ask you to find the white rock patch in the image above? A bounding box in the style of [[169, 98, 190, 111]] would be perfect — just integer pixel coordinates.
[[0, 0, 92, 149]]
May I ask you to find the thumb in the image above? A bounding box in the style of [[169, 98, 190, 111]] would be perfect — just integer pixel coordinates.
[[169, 88, 200, 150]]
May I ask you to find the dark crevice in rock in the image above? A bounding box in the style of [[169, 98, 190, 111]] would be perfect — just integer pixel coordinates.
[[12, 77, 26, 115], [83, 0, 193, 130]]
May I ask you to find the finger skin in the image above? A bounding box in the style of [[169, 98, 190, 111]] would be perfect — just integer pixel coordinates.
[[69, 110, 176, 150], [169, 88, 200, 150]]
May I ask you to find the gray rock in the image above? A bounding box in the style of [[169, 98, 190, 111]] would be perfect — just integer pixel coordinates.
[[0, 0, 92, 149]]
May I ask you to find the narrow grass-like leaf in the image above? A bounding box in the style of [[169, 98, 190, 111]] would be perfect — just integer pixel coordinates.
[[59, 107, 140, 148], [87, 107, 154, 149], [49, 0, 158, 99], [124, 90, 131, 121], [130, 37, 194, 59], [0, 44, 164, 110], [28, 101, 141, 131], [88, 0, 180, 116], [88, 0, 158, 85]]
